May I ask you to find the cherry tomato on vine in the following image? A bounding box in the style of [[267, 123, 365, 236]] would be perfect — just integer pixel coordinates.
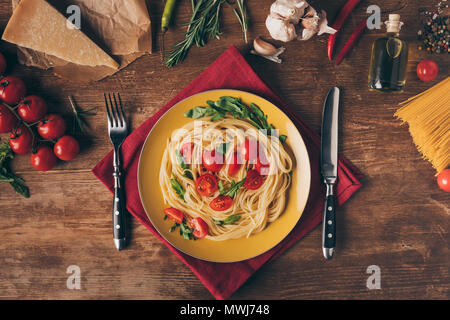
[[210, 195, 233, 211], [202, 149, 224, 172], [190, 217, 209, 239], [0, 76, 26, 105], [54, 136, 79, 161], [0, 103, 18, 133], [37, 114, 66, 140], [30, 145, 57, 172], [437, 169, 450, 193], [9, 125, 33, 155], [244, 169, 264, 190], [417, 60, 439, 82], [0, 52, 6, 76], [17, 96, 47, 123], [195, 173, 218, 197], [163, 208, 184, 224]]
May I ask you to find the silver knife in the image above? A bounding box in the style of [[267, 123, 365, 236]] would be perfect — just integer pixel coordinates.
[[320, 87, 340, 259]]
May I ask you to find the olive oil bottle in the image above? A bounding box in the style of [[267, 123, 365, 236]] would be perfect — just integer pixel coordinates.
[[368, 14, 409, 92]]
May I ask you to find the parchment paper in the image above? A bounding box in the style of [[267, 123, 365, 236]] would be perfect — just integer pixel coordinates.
[[11, 0, 152, 82]]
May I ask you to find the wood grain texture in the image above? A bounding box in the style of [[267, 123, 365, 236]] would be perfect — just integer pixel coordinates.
[[0, 0, 448, 300]]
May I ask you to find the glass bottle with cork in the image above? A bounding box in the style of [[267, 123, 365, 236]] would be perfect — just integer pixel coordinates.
[[368, 14, 409, 92]]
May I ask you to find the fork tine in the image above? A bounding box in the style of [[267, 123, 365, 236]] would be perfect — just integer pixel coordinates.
[[104, 93, 112, 126], [117, 93, 126, 127], [113, 93, 123, 127], [108, 93, 118, 127]]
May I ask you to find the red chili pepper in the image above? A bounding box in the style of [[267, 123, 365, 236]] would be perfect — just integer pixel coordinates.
[[328, 0, 363, 60], [334, 18, 368, 66]]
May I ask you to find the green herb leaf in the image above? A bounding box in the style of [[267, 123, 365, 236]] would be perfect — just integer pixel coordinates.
[[279, 135, 287, 144], [214, 215, 241, 226], [184, 106, 217, 119], [218, 174, 246, 198], [175, 149, 189, 170], [170, 174, 185, 200], [183, 170, 194, 180], [0, 141, 30, 198]]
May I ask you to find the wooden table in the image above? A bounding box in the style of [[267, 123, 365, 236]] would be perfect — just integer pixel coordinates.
[[0, 0, 448, 300]]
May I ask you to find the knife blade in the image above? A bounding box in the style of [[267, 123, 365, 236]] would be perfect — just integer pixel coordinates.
[[320, 87, 340, 259]]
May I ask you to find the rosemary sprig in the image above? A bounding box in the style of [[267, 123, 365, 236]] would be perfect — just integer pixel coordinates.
[[165, 0, 230, 67], [69, 96, 97, 134], [234, 0, 248, 43]]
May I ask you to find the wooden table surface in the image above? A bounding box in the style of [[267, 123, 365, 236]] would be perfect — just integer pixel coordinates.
[[0, 0, 448, 300]]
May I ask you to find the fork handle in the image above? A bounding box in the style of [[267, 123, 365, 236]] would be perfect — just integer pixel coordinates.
[[113, 149, 126, 250]]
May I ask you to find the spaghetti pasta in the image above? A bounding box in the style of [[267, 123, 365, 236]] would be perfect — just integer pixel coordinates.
[[159, 117, 293, 241], [394, 77, 450, 174]]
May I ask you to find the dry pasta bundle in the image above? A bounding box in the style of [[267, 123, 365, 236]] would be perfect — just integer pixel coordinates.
[[394, 77, 450, 174]]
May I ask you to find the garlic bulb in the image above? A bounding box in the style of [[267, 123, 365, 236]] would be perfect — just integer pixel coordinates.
[[265, 0, 336, 42]]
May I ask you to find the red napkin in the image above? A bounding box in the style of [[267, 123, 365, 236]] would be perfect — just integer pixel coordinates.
[[92, 46, 363, 300]]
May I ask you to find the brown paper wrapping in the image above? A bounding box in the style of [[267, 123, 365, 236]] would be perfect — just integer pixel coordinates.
[[11, 0, 152, 82]]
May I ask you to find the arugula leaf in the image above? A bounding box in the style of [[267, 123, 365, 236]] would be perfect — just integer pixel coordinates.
[[214, 215, 241, 226], [184, 106, 218, 119], [170, 174, 185, 200], [218, 174, 246, 198], [279, 135, 287, 144], [169, 218, 196, 240], [175, 149, 189, 170], [0, 141, 30, 198], [182, 170, 194, 180]]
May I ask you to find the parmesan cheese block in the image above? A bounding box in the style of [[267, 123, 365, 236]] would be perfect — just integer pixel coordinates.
[[2, 0, 119, 70]]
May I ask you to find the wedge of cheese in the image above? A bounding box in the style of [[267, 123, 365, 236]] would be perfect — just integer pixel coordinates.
[[2, 0, 119, 70]]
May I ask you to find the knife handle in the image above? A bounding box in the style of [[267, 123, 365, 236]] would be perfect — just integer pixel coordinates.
[[322, 184, 336, 259]]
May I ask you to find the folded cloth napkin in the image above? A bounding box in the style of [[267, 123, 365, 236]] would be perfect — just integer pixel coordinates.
[[92, 45, 363, 300]]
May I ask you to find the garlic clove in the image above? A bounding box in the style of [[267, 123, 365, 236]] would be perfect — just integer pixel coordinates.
[[253, 37, 279, 56]]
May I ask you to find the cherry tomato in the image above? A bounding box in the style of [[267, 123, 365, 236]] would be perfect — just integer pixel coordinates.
[[228, 152, 241, 175], [0, 76, 26, 105], [37, 114, 66, 140], [437, 169, 450, 193], [180, 142, 194, 164], [202, 149, 224, 172], [54, 136, 80, 161], [17, 96, 47, 123], [0, 53, 6, 75], [210, 195, 233, 211], [244, 169, 264, 190], [254, 153, 270, 176], [190, 217, 209, 239], [239, 138, 258, 162], [30, 145, 57, 172], [417, 60, 439, 82], [9, 125, 33, 155], [163, 208, 184, 224], [0, 103, 18, 133], [196, 173, 218, 197]]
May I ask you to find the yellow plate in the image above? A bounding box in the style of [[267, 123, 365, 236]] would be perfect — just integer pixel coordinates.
[[138, 90, 311, 263]]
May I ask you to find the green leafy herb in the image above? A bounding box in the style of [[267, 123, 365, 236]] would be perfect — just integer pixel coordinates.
[[0, 141, 29, 198], [175, 149, 189, 170], [170, 174, 185, 200], [184, 96, 288, 143], [69, 96, 97, 134], [168, 218, 196, 240], [218, 174, 246, 198], [214, 215, 241, 226], [183, 170, 194, 180]]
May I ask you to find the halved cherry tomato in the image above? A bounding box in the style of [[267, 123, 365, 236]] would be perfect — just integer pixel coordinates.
[[254, 152, 270, 176], [210, 195, 233, 211], [0, 103, 18, 133], [417, 59, 438, 82], [0, 76, 26, 105], [190, 217, 209, 239], [437, 169, 450, 193], [180, 142, 194, 164], [196, 173, 218, 196], [244, 169, 264, 190], [163, 208, 184, 224], [54, 136, 79, 161], [0, 53, 6, 76], [228, 152, 241, 175], [9, 125, 33, 155], [37, 114, 66, 140], [17, 96, 47, 123], [30, 145, 57, 172], [202, 149, 224, 172], [239, 138, 258, 162]]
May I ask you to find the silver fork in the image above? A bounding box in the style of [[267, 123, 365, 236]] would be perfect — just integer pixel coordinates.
[[105, 93, 128, 251]]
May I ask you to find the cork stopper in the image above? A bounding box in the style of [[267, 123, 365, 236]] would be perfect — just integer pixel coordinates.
[[385, 14, 404, 33]]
